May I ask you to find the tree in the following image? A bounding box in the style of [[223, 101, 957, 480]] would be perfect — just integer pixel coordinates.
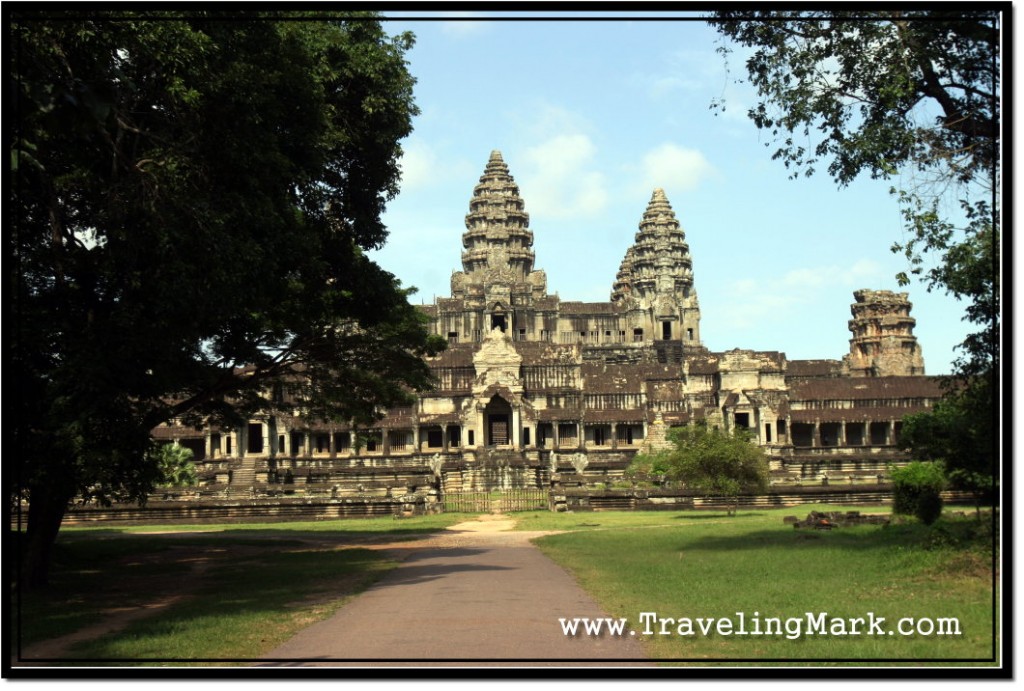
[[899, 377, 994, 517], [710, 10, 1001, 495], [631, 425, 770, 516], [889, 461, 947, 526], [154, 443, 198, 488], [12, 11, 445, 587]]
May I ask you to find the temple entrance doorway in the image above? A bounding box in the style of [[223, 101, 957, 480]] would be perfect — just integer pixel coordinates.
[[484, 395, 513, 447]]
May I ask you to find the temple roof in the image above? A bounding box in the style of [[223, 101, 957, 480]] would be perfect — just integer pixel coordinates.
[[788, 376, 944, 401]]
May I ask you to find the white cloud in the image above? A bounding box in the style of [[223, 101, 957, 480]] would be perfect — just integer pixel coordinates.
[[518, 133, 609, 219], [625, 143, 715, 201], [398, 142, 436, 191], [638, 143, 715, 193], [397, 140, 478, 193]]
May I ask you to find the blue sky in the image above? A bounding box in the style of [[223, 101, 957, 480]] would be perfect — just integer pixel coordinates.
[[369, 12, 974, 375]]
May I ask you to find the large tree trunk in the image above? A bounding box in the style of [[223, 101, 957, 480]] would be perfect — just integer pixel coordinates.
[[21, 483, 74, 589]]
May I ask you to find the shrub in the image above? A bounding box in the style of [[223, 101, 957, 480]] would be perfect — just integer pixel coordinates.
[[890, 461, 946, 525], [154, 442, 198, 488]]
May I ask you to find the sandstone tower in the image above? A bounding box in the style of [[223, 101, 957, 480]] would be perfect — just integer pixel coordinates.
[[843, 289, 925, 377], [451, 150, 547, 302], [610, 188, 701, 344]]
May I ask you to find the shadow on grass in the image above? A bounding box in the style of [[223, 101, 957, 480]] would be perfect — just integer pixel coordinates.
[[670, 512, 768, 520], [679, 517, 995, 554], [18, 543, 398, 664], [60, 525, 454, 539]]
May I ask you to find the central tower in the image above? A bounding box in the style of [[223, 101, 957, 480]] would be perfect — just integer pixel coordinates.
[[451, 150, 548, 299]]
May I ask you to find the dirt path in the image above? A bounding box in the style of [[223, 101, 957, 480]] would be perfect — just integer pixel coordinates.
[[13, 515, 533, 664], [260, 514, 651, 666]]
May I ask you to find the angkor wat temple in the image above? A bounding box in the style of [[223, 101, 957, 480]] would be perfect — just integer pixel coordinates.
[[154, 151, 941, 506]]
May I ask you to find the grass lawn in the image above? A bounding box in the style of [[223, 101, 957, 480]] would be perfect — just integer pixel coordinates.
[[14, 513, 464, 664], [517, 505, 997, 665]]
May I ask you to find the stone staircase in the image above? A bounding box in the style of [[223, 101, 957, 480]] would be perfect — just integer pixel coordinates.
[[228, 456, 256, 494]]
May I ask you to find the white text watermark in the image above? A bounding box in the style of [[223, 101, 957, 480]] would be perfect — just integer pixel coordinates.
[[559, 612, 962, 640]]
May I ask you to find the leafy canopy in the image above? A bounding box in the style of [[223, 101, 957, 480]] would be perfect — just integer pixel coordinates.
[[12, 11, 443, 584], [899, 377, 995, 508]]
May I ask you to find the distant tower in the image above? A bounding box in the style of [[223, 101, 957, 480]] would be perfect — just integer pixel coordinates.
[[610, 246, 636, 302], [611, 189, 701, 344], [844, 289, 925, 377]]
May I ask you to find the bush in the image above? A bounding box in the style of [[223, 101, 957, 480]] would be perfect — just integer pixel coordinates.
[[154, 442, 198, 488], [890, 461, 946, 525]]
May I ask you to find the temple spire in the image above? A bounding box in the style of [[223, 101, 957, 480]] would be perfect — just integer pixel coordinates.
[[450, 151, 547, 297], [611, 188, 701, 344], [628, 188, 695, 302]]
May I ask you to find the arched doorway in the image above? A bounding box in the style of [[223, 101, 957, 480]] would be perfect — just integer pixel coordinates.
[[484, 394, 513, 447]]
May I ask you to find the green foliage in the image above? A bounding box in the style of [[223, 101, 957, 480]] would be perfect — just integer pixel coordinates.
[[153, 442, 197, 488], [900, 377, 995, 512], [629, 424, 769, 515], [711, 12, 998, 186], [890, 461, 947, 525], [11, 11, 439, 584], [624, 448, 673, 481]]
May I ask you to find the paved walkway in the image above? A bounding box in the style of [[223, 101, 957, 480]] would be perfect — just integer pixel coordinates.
[[261, 515, 650, 667]]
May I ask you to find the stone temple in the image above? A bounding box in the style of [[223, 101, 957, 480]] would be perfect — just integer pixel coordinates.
[[156, 150, 943, 501]]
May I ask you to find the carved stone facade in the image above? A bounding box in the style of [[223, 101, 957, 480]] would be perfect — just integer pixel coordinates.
[[843, 289, 926, 377], [160, 150, 941, 494]]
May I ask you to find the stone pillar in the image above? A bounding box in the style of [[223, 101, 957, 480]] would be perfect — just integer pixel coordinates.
[[512, 407, 521, 450], [413, 425, 420, 454], [206, 432, 216, 459], [838, 420, 846, 447], [553, 421, 560, 449], [351, 431, 359, 458], [329, 430, 336, 459], [305, 431, 313, 457], [443, 425, 450, 453], [268, 419, 278, 458], [262, 422, 270, 457], [885, 420, 894, 446], [611, 423, 619, 450], [812, 422, 821, 448], [577, 422, 585, 451], [382, 428, 390, 455]]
